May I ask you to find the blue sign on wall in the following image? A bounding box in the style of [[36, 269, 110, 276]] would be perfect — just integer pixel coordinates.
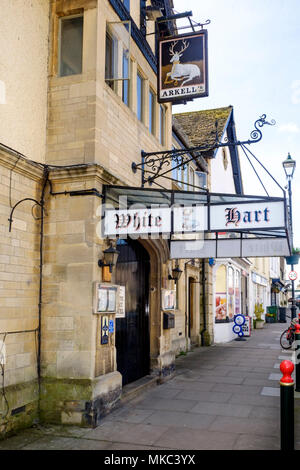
[[109, 320, 114, 334]]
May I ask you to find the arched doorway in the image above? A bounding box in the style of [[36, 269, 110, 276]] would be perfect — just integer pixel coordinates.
[[115, 239, 150, 386]]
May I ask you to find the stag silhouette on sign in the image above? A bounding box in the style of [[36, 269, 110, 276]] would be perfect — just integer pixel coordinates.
[[164, 40, 201, 87]]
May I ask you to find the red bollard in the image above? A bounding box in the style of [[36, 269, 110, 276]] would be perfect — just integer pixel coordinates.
[[280, 360, 294, 451], [295, 323, 300, 392]]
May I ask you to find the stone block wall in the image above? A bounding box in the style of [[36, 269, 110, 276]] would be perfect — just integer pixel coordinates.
[[0, 149, 43, 436]]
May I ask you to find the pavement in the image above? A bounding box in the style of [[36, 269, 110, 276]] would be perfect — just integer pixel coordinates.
[[1, 321, 300, 451]]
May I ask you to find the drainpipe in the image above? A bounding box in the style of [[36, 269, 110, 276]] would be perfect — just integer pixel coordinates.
[[37, 167, 49, 395], [200, 259, 207, 346]]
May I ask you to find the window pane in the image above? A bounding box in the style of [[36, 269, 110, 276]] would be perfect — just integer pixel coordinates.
[[235, 270, 241, 315], [122, 52, 129, 106], [149, 90, 154, 134], [216, 265, 227, 322], [123, 0, 130, 11], [105, 32, 115, 89], [60, 16, 83, 77], [137, 73, 143, 121], [189, 167, 195, 190], [172, 158, 177, 181], [228, 266, 234, 321], [183, 164, 188, 190]]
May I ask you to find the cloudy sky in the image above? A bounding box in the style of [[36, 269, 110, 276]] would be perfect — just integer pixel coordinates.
[[173, 0, 300, 282]]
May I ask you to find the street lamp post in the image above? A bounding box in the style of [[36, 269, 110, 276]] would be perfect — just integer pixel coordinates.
[[282, 153, 297, 319]]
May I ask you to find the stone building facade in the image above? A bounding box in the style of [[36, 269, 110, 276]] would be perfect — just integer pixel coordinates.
[[0, 0, 215, 435], [0, 0, 274, 438]]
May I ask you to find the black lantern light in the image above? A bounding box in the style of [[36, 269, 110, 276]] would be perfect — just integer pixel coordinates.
[[282, 152, 296, 180], [98, 244, 119, 273], [168, 265, 183, 282]]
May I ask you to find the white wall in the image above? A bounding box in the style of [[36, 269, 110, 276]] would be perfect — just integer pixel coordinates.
[[0, 0, 49, 162], [210, 145, 236, 194], [269, 257, 280, 279]]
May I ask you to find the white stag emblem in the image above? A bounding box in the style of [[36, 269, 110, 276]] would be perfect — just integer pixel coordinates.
[[164, 40, 201, 87]]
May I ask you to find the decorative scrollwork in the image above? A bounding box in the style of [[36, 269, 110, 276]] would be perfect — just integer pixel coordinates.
[[250, 114, 276, 143], [195, 19, 211, 29], [134, 114, 276, 186]]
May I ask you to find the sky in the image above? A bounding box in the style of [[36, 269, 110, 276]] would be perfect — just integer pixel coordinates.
[[173, 0, 300, 283]]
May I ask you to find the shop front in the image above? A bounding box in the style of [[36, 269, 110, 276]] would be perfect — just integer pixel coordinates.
[[213, 260, 244, 343], [251, 272, 269, 320]]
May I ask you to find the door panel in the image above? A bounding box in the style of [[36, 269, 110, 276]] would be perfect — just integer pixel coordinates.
[[115, 239, 150, 386]]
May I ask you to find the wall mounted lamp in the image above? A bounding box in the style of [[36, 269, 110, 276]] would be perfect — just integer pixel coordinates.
[[168, 265, 183, 282], [98, 244, 120, 273]]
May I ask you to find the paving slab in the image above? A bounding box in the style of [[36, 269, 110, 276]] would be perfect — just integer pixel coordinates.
[[152, 427, 239, 450], [66, 438, 112, 450], [268, 373, 282, 381], [190, 402, 252, 418], [141, 386, 182, 400], [243, 378, 280, 386], [106, 407, 155, 424], [209, 416, 279, 437], [82, 422, 170, 447], [228, 393, 279, 408], [22, 436, 76, 450], [166, 380, 215, 392], [248, 406, 280, 420], [232, 433, 279, 450], [210, 383, 262, 395], [106, 442, 175, 451], [135, 397, 199, 412], [140, 410, 216, 430], [261, 387, 280, 397], [174, 390, 233, 403], [0, 322, 293, 450], [0, 432, 41, 450]]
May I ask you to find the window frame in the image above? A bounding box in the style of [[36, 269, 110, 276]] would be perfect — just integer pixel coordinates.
[[105, 29, 118, 91], [58, 14, 84, 78], [137, 70, 144, 122], [149, 88, 155, 135], [122, 0, 130, 11], [159, 104, 166, 146], [122, 49, 130, 106]]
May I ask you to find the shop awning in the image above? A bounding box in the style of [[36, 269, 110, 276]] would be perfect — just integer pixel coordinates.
[[102, 185, 292, 258]]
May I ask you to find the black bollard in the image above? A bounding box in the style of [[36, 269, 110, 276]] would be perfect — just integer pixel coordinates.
[[280, 360, 294, 451]]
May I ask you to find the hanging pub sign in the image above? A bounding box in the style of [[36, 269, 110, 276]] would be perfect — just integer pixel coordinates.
[[158, 30, 208, 103]]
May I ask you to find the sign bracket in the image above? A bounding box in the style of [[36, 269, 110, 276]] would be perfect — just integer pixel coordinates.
[[132, 114, 276, 187]]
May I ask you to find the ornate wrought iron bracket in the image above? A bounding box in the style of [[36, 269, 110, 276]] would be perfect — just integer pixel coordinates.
[[132, 114, 275, 187]]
